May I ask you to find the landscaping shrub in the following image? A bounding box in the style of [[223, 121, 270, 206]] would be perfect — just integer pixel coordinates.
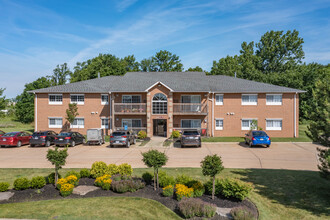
[[47, 172, 62, 184], [138, 130, 147, 139], [187, 180, 205, 197], [159, 172, 176, 188], [65, 171, 81, 179], [80, 168, 91, 178], [218, 178, 253, 201], [111, 179, 145, 193], [230, 207, 257, 220], [175, 184, 194, 201], [56, 178, 67, 190], [118, 163, 133, 176], [14, 177, 30, 190], [95, 174, 112, 190], [90, 161, 109, 178], [108, 164, 119, 175], [0, 182, 10, 192], [171, 130, 181, 138], [66, 175, 79, 186], [60, 183, 74, 197], [175, 174, 193, 186], [162, 185, 174, 197], [30, 176, 46, 189], [142, 172, 154, 185], [178, 198, 216, 218], [204, 179, 222, 195]]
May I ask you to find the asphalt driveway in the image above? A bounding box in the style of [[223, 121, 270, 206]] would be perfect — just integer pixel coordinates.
[[0, 141, 320, 171]]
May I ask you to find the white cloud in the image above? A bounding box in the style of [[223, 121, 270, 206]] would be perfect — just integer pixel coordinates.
[[116, 0, 138, 12]]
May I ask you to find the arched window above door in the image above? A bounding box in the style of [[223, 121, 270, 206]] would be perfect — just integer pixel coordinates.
[[152, 93, 167, 114]]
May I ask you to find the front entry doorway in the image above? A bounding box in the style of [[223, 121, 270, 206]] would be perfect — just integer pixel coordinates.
[[153, 119, 167, 137]]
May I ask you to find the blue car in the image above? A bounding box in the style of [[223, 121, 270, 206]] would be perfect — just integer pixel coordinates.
[[245, 130, 271, 148]]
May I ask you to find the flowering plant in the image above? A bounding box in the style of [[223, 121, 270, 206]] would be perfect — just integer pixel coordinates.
[[175, 184, 194, 201], [162, 185, 174, 197], [60, 183, 74, 197], [56, 178, 67, 190], [95, 174, 112, 190]]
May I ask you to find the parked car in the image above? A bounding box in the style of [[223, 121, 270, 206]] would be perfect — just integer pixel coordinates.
[[54, 132, 85, 147], [245, 130, 271, 147], [180, 129, 201, 148], [0, 132, 31, 147], [110, 130, 136, 148], [30, 130, 57, 147], [0, 130, 5, 137], [86, 128, 104, 145]]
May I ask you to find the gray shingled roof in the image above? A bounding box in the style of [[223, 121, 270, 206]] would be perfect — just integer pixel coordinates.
[[29, 72, 305, 93]]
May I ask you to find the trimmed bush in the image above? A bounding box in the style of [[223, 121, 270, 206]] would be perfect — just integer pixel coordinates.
[[14, 177, 30, 190], [111, 179, 145, 193], [108, 164, 119, 175], [80, 168, 91, 178], [187, 180, 205, 197], [162, 185, 174, 197], [65, 171, 81, 179], [60, 183, 74, 197], [142, 172, 154, 185], [0, 182, 10, 192], [230, 207, 257, 220], [117, 163, 133, 176], [204, 179, 222, 195], [138, 130, 147, 139], [66, 175, 79, 186], [175, 174, 193, 186], [30, 176, 46, 189], [178, 198, 216, 218], [90, 161, 109, 178], [47, 172, 62, 184], [171, 130, 181, 138], [175, 184, 194, 201], [159, 173, 176, 188], [95, 174, 112, 190]]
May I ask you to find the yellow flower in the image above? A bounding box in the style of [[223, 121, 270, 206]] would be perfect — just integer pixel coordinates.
[[57, 178, 67, 186], [65, 175, 78, 185], [175, 184, 193, 200], [60, 183, 74, 192], [163, 185, 173, 190]]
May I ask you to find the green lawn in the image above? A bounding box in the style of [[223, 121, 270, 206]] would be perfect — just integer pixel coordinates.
[[202, 123, 312, 142], [0, 197, 181, 220], [0, 168, 329, 220], [0, 117, 34, 133]]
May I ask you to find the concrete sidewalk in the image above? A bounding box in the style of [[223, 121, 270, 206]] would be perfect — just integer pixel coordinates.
[[0, 142, 320, 171]]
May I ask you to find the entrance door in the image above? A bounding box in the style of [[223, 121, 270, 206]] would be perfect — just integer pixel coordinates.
[[153, 119, 167, 137]]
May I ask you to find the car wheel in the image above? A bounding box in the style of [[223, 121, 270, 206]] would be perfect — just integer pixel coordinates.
[[249, 141, 253, 148], [30, 144, 35, 147], [46, 141, 51, 147], [71, 141, 76, 147], [198, 144, 201, 148], [56, 145, 60, 147], [17, 141, 22, 148], [266, 145, 270, 148], [109, 144, 113, 148]]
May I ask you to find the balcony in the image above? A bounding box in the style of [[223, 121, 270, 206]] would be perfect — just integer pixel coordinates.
[[115, 127, 147, 133], [114, 103, 147, 115], [173, 103, 207, 115]]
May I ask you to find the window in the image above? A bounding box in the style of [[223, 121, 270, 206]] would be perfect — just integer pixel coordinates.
[[242, 94, 258, 105], [122, 95, 141, 103], [49, 94, 63, 105], [70, 94, 84, 105], [266, 94, 282, 105], [266, 119, 282, 130], [215, 119, 223, 130], [181, 95, 201, 103], [215, 94, 223, 105], [152, 93, 167, 114], [70, 118, 84, 128], [241, 119, 257, 130], [181, 95, 201, 112], [122, 119, 142, 128], [101, 118, 109, 129], [48, 117, 62, 128], [181, 119, 201, 128], [101, 94, 109, 105]]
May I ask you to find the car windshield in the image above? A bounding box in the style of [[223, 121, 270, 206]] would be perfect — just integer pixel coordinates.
[[32, 132, 47, 136], [252, 131, 267, 136], [183, 130, 199, 135], [112, 132, 126, 136], [58, 133, 71, 136], [2, 132, 19, 137]]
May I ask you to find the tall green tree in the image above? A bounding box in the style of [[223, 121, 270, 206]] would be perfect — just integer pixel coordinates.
[[121, 55, 140, 72], [15, 77, 52, 123], [151, 50, 184, 72], [140, 58, 156, 72], [49, 63, 71, 86], [0, 88, 7, 117], [211, 55, 241, 76], [186, 66, 204, 72]]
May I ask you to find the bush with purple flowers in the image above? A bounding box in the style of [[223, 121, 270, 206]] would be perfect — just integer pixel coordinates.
[[178, 198, 216, 218]]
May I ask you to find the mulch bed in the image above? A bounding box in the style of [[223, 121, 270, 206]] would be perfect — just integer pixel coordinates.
[[0, 178, 258, 219]]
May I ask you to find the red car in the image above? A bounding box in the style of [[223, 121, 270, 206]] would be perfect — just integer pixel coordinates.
[[0, 132, 31, 147]]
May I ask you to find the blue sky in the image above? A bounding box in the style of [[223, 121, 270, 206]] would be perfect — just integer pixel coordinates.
[[1, 0, 330, 98]]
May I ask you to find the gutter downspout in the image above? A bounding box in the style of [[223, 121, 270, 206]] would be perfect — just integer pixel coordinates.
[[294, 92, 297, 138], [208, 92, 214, 137], [34, 92, 37, 132], [109, 92, 112, 134]]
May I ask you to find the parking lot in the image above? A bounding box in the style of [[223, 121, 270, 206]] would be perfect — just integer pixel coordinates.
[[0, 141, 320, 171]]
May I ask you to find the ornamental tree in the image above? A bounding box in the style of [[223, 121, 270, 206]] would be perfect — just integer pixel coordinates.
[[65, 103, 79, 129], [46, 147, 69, 187], [141, 149, 168, 190], [201, 154, 224, 199]]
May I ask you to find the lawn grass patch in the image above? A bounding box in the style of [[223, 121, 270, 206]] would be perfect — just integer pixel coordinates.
[[0, 117, 34, 133]]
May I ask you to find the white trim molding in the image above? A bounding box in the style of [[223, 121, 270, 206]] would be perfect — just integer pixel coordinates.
[[215, 94, 224, 105], [266, 94, 282, 105], [145, 81, 174, 92], [215, 118, 223, 130], [101, 94, 109, 105], [48, 94, 63, 105], [70, 117, 85, 128], [266, 119, 282, 131], [241, 94, 258, 106], [70, 94, 85, 105], [48, 117, 63, 128]]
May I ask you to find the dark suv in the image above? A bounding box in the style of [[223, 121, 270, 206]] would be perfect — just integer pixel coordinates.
[[110, 130, 136, 148], [180, 129, 201, 148], [30, 130, 57, 147]]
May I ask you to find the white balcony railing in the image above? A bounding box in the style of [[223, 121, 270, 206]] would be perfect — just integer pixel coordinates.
[[173, 103, 207, 115], [114, 103, 147, 114]]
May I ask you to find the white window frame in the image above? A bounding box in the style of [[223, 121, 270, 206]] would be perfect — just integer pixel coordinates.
[[70, 94, 85, 105], [266, 94, 282, 105], [152, 93, 168, 115], [121, 119, 142, 128], [241, 119, 258, 130], [266, 119, 282, 131], [122, 95, 142, 103], [215, 94, 223, 105], [101, 117, 109, 129], [181, 119, 202, 128], [242, 94, 258, 106], [70, 117, 85, 128], [48, 117, 62, 128], [215, 118, 223, 130], [48, 94, 63, 105], [101, 94, 109, 105]]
